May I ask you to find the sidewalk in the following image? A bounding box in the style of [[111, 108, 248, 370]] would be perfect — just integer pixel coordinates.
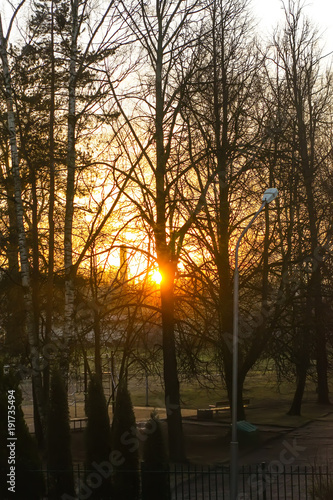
[[180, 405, 333, 466], [22, 403, 198, 433]]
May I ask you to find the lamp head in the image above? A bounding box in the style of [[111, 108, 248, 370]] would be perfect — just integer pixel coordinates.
[[262, 188, 278, 204]]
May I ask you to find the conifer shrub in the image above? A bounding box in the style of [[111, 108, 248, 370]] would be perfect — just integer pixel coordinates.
[[84, 373, 111, 499], [142, 411, 170, 500], [111, 379, 140, 500], [47, 368, 75, 499], [0, 365, 44, 499]]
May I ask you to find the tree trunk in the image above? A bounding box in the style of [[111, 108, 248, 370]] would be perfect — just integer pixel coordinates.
[[154, 2, 185, 462], [288, 363, 307, 416], [0, 15, 46, 443], [32, 377, 45, 449], [44, 0, 56, 402], [297, 117, 329, 406], [0, 160, 25, 354], [211, 0, 234, 420], [237, 375, 247, 421], [64, 0, 79, 375], [225, 368, 247, 421], [93, 309, 102, 382], [30, 164, 40, 364], [313, 268, 330, 404], [159, 259, 185, 462]]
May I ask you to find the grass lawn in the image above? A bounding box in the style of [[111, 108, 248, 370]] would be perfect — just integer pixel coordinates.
[[20, 355, 333, 431], [126, 364, 333, 428]]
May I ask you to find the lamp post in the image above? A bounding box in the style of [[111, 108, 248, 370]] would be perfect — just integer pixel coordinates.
[[230, 188, 278, 500]]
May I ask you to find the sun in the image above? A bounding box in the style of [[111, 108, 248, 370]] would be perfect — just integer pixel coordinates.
[[151, 270, 162, 284]]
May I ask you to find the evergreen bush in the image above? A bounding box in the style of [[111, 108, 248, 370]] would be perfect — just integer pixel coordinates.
[[0, 365, 44, 499], [111, 379, 140, 500], [47, 368, 75, 499], [85, 373, 111, 499], [142, 411, 170, 500]]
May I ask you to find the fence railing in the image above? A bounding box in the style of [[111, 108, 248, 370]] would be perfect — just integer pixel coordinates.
[[3, 463, 332, 499], [169, 463, 333, 499]]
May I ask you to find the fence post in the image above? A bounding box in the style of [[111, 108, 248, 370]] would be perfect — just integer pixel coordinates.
[[261, 462, 267, 500]]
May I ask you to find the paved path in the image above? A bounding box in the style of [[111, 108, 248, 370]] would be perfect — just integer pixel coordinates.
[[170, 414, 333, 500], [238, 413, 333, 467]]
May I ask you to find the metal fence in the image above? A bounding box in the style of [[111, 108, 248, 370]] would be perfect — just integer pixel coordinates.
[[169, 463, 333, 500], [4, 463, 332, 499]]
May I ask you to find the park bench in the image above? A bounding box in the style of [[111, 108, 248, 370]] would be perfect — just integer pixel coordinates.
[[70, 417, 88, 431], [197, 398, 250, 420]]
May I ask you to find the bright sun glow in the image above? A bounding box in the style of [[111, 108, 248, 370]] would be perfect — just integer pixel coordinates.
[[151, 270, 162, 284]]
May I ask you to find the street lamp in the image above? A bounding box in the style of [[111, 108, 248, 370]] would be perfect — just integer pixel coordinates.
[[230, 188, 278, 500]]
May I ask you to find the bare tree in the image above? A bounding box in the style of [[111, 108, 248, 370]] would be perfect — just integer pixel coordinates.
[[106, 0, 215, 460], [268, 0, 333, 407], [180, 0, 270, 419]]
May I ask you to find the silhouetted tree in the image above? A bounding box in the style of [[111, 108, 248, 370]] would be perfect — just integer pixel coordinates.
[[265, 0, 333, 412], [109, 0, 212, 461], [0, 366, 44, 499], [111, 380, 140, 500], [85, 374, 111, 499], [142, 412, 170, 500], [47, 369, 74, 499], [181, 0, 269, 420]]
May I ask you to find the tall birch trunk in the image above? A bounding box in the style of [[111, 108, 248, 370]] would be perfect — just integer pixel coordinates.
[[0, 15, 46, 441], [0, 156, 25, 353]]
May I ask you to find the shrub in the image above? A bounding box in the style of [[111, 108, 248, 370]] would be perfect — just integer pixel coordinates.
[[47, 369, 75, 499], [0, 365, 44, 499], [111, 380, 140, 500], [85, 373, 111, 499], [142, 411, 170, 500]]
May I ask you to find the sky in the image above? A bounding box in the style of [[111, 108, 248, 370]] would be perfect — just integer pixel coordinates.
[[1, 1, 333, 57], [252, 0, 333, 56]]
